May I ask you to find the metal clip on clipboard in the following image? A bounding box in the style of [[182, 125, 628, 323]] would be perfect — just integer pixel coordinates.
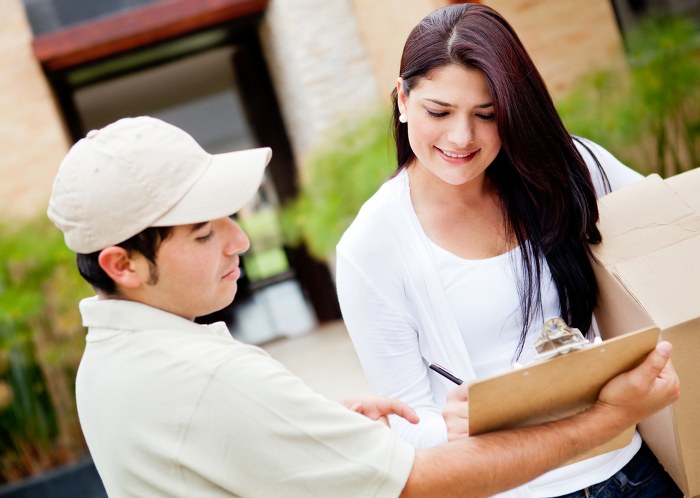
[[514, 317, 591, 367]]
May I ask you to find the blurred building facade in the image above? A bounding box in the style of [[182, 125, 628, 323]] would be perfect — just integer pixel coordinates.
[[0, 0, 685, 339], [2, 0, 635, 217]]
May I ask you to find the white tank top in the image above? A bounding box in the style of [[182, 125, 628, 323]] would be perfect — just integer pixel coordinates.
[[428, 238, 641, 497]]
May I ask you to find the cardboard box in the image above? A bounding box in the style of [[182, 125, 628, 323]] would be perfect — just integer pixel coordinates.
[[591, 168, 700, 497]]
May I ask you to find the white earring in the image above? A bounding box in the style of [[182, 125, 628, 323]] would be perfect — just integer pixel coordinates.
[[399, 114, 408, 124]]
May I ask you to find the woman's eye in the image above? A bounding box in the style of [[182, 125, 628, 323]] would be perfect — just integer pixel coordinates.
[[425, 109, 448, 118], [477, 113, 496, 122]]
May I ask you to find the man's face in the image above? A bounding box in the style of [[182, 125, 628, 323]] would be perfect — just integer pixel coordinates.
[[137, 217, 249, 320]]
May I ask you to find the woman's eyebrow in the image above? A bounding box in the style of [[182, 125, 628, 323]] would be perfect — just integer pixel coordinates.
[[423, 98, 494, 108], [424, 98, 453, 107]]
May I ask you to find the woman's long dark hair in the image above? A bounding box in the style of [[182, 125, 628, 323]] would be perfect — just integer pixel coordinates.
[[393, 4, 605, 357]]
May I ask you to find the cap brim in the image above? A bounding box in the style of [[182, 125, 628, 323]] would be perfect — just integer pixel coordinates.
[[153, 147, 272, 226]]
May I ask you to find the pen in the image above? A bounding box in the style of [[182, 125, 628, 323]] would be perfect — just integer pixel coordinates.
[[429, 363, 463, 385]]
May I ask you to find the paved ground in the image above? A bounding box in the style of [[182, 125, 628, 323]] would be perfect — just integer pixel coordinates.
[[261, 319, 372, 401]]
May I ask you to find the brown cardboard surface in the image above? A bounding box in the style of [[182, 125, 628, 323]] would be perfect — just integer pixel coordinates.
[[665, 167, 700, 212], [653, 321, 700, 495], [595, 174, 700, 266], [592, 167, 700, 497], [612, 237, 700, 329], [468, 328, 659, 463]]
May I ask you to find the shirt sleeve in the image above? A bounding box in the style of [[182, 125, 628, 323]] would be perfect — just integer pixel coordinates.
[[178, 346, 415, 498], [574, 137, 644, 197], [336, 249, 449, 449]]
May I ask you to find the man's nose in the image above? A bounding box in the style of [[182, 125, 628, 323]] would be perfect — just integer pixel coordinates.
[[223, 217, 250, 255]]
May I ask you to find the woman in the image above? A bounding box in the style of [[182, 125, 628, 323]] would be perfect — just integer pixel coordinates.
[[335, 4, 681, 498]]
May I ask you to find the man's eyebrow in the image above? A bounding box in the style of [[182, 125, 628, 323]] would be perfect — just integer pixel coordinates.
[[189, 222, 209, 233]]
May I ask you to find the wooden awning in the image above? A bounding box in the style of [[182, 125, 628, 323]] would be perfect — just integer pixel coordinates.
[[32, 0, 267, 71]]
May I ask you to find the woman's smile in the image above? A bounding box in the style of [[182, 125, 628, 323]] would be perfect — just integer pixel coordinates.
[[436, 146, 479, 161]]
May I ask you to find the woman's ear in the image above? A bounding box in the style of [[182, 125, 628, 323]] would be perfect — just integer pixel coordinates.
[[98, 246, 143, 289], [396, 77, 408, 116]]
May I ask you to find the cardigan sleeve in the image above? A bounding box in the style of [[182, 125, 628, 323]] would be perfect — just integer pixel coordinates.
[[336, 239, 449, 449], [574, 137, 643, 196]]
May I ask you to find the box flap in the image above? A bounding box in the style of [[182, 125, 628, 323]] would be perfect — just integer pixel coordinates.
[[665, 167, 700, 212], [594, 174, 700, 267], [611, 236, 700, 329]]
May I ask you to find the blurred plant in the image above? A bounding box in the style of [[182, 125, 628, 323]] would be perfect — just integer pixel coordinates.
[[281, 108, 396, 260], [0, 216, 91, 482], [557, 15, 700, 176], [238, 208, 290, 281]]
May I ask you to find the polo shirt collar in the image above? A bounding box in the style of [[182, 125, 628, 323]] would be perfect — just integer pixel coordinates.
[[79, 296, 230, 337]]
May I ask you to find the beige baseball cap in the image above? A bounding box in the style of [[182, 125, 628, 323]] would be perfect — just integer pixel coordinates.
[[47, 116, 272, 253]]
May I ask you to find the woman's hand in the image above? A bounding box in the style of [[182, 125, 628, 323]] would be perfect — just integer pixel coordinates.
[[443, 384, 470, 441], [342, 395, 420, 426]]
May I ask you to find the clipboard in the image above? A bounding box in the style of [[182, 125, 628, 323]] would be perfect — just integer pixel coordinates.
[[468, 326, 660, 463]]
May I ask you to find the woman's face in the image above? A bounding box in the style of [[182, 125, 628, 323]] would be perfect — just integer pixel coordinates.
[[397, 64, 501, 187]]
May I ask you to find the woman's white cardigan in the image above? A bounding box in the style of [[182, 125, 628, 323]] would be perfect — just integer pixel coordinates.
[[336, 139, 643, 497]]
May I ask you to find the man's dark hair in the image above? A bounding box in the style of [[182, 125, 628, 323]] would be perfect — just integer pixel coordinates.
[[76, 226, 173, 295]]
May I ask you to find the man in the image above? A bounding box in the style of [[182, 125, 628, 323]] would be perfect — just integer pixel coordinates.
[[47, 116, 679, 498]]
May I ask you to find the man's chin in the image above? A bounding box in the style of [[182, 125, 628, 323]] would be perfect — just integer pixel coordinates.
[[211, 291, 237, 314]]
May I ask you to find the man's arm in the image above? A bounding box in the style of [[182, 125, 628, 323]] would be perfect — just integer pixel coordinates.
[[401, 341, 680, 498]]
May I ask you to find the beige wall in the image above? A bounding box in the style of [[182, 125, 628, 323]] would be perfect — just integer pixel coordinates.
[[349, 0, 445, 101], [480, 0, 626, 97], [1, 0, 69, 220], [352, 0, 626, 101]]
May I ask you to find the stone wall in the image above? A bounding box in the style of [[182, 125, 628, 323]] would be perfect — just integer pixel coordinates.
[[259, 0, 381, 165], [0, 0, 68, 220]]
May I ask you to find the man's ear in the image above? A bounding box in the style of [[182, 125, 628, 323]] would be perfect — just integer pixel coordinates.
[[98, 246, 143, 289]]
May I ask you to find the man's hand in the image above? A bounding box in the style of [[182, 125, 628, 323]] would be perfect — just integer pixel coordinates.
[[597, 341, 680, 424], [342, 395, 420, 426], [443, 384, 470, 441]]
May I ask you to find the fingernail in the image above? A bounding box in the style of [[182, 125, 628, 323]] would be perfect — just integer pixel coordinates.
[[656, 341, 672, 357]]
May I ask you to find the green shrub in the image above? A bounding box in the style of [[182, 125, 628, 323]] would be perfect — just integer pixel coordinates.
[[557, 15, 700, 176], [281, 108, 396, 260], [0, 217, 91, 482]]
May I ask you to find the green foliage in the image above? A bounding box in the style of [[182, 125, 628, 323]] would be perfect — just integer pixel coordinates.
[[238, 208, 290, 281], [557, 15, 700, 176], [0, 217, 91, 482], [281, 108, 396, 260]]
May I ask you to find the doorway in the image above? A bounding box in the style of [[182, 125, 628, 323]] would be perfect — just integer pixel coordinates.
[[32, 7, 341, 343]]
